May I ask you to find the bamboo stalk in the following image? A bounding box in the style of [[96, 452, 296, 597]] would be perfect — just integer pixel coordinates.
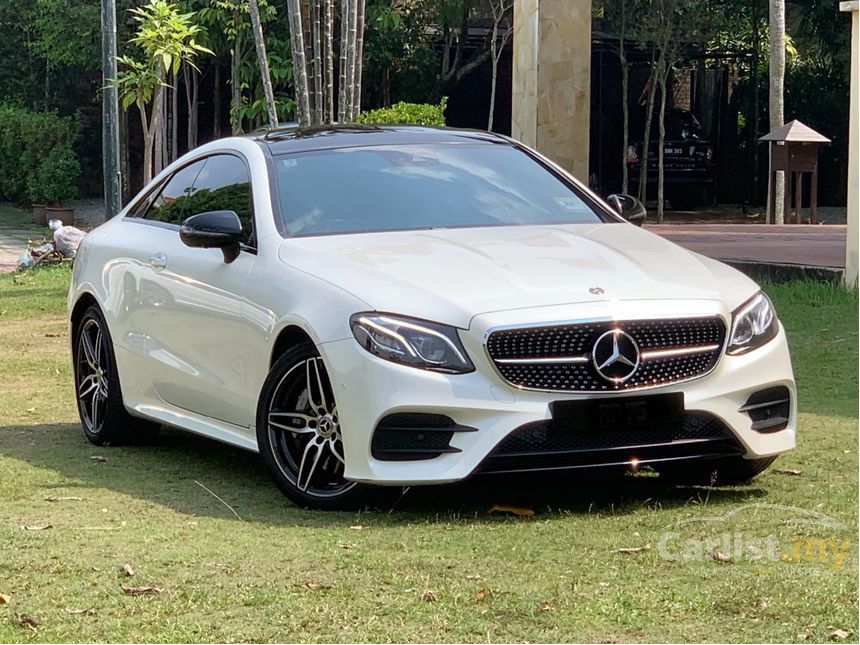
[[324, 0, 334, 122], [312, 0, 323, 124], [287, 0, 311, 125]]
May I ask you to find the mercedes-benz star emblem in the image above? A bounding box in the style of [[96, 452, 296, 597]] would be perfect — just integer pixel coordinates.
[[592, 329, 640, 383]]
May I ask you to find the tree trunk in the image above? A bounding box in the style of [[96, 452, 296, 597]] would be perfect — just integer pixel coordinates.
[[352, 0, 365, 117], [184, 61, 199, 150], [637, 50, 661, 203], [287, 0, 311, 125], [344, 0, 358, 120], [338, 0, 350, 121], [213, 63, 222, 139], [619, 0, 629, 194], [311, 0, 323, 124], [488, 20, 498, 132], [119, 105, 130, 202], [249, 0, 279, 127], [140, 103, 153, 185], [170, 69, 178, 161], [768, 0, 785, 224], [324, 0, 334, 121], [657, 68, 669, 223], [231, 27, 243, 134]]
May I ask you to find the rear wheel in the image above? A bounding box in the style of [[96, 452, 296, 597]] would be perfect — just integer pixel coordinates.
[[257, 343, 373, 509], [657, 455, 777, 485], [73, 304, 159, 445]]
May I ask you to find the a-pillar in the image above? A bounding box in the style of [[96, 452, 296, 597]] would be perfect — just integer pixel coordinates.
[[511, 0, 592, 183]]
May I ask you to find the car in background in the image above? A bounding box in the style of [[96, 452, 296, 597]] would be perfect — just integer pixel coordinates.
[[626, 109, 715, 210]]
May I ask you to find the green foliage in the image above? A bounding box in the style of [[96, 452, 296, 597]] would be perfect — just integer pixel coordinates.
[[0, 104, 79, 205], [29, 147, 80, 205], [116, 0, 213, 116], [130, 0, 213, 76], [356, 98, 448, 126]]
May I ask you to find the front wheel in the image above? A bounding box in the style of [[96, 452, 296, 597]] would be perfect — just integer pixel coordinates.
[[256, 343, 372, 509]]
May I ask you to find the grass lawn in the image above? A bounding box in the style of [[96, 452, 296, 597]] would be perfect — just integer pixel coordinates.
[[0, 267, 856, 643]]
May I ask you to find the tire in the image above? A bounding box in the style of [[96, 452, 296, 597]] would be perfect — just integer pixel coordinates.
[[657, 455, 777, 486], [73, 304, 160, 445], [256, 342, 374, 510]]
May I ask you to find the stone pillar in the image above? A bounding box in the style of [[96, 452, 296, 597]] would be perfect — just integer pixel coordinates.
[[512, 0, 592, 183], [840, 1, 858, 288]]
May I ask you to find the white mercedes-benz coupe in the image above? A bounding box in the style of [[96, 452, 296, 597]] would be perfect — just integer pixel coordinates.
[[69, 125, 796, 509]]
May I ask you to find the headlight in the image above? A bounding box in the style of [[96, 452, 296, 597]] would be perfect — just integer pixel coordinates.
[[727, 292, 778, 355], [350, 313, 474, 373]]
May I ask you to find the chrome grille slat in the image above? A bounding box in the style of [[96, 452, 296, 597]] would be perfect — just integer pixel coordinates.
[[486, 317, 726, 392]]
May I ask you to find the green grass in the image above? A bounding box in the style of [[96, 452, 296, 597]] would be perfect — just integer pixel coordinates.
[[0, 203, 51, 241], [0, 267, 856, 643]]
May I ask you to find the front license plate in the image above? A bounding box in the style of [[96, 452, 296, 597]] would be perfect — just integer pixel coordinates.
[[550, 393, 684, 431]]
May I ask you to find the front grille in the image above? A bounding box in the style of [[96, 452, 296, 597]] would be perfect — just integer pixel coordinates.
[[476, 412, 742, 474], [486, 317, 725, 392]]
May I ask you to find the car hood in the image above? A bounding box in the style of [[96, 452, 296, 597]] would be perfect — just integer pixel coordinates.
[[278, 223, 757, 329]]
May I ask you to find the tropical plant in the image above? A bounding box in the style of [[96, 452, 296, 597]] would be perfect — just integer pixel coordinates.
[[116, 0, 212, 184], [29, 147, 80, 205]]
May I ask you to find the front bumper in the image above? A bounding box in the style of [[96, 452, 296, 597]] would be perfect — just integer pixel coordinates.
[[321, 304, 796, 486]]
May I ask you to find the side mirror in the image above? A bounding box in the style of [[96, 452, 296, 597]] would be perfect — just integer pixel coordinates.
[[180, 210, 242, 263], [606, 194, 647, 227]]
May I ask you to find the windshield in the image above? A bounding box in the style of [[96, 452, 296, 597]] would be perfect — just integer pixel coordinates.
[[273, 143, 610, 236]]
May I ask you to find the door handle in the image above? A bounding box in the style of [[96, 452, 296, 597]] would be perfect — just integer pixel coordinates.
[[149, 253, 168, 270]]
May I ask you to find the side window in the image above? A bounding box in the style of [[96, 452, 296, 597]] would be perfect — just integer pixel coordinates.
[[188, 155, 255, 245], [144, 160, 206, 224]]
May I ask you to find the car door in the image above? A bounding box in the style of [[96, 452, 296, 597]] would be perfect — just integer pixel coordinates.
[[133, 153, 257, 429]]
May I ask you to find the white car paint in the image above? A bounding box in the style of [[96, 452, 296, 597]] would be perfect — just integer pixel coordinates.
[[69, 130, 796, 486]]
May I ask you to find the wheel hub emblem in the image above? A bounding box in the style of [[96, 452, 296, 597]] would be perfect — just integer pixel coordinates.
[[317, 414, 336, 438], [589, 286, 605, 295], [592, 329, 640, 383]]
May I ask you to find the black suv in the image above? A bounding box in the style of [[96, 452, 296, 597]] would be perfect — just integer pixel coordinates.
[[626, 109, 715, 210]]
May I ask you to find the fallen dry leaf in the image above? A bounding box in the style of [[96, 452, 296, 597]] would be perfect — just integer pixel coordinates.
[[66, 608, 95, 616], [465, 574, 481, 581], [615, 544, 651, 554], [349, 525, 363, 531], [44, 332, 61, 338], [475, 589, 489, 601], [830, 629, 850, 641], [0, 593, 10, 605], [305, 582, 333, 591], [21, 524, 52, 531], [45, 496, 83, 502], [775, 468, 803, 476], [539, 601, 553, 612], [421, 590, 437, 602], [121, 585, 162, 596], [19, 615, 39, 631], [25, 408, 36, 414], [489, 504, 535, 517], [709, 550, 733, 564], [90, 456, 107, 463], [121, 564, 135, 577]]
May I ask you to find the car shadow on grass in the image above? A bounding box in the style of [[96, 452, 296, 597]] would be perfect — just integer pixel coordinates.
[[0, 422, 766, 525]]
